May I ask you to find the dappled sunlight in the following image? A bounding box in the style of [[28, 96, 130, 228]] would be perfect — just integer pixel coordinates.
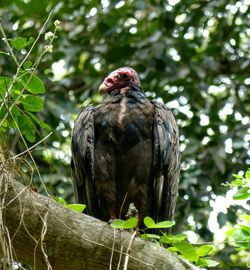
[[1, 0, 250, 268]]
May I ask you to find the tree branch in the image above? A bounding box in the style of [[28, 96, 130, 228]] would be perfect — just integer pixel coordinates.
[[0, 166, 197, 270]]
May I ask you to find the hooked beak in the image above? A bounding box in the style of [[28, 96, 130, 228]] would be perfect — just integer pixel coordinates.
[[98, 82, 110, 95], [98, 76, 116, 95]]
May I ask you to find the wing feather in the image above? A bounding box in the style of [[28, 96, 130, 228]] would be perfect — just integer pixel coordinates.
[[152, 102, 180, 222], [71, 105, 96, 215]]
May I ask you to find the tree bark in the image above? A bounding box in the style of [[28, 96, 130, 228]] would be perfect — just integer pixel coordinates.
[[0, 168, 197, 270]]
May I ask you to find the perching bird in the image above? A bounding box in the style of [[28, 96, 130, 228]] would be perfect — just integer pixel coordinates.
[[71, 67, 180, 225]]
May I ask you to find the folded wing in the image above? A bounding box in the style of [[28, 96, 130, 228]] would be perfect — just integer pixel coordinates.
[[71, 106, 96, 216], [152, 102, 180, 223]]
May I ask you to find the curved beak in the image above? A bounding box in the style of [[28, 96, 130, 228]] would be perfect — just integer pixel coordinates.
[[98, 82, 110, 95], [99, 74, 116, 95]]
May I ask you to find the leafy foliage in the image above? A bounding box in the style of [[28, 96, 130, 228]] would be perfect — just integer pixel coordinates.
[[225, 170, 250, 268], [0, 1, 250, 269], [143, 216, 175, 229], [230, 169, 250, 200], [110, 218, 138, 229], [0, 21, 60, 143], [0, 70, 48, 142], [111, 216, 218, 268]]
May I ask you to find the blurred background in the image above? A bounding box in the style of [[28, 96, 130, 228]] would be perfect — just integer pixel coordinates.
[[1, 0, 250, 269]]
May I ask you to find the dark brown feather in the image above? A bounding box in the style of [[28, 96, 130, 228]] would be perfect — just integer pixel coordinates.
[[71, 105, 96, 215], [152, 102, 180, 222], [71, 86, 180, 224]]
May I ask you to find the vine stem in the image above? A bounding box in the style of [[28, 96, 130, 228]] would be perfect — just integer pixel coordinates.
[[0, 23, 20, 67], [123, 230, 137, 270]]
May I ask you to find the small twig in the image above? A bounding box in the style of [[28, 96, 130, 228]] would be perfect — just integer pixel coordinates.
[[0, 23, 20, 67], [119, 192, 128, 219], [9, 132, 52, 160], [19, 8, 55, 68], [109, 229, 116, 270], [123, 230, 137, 270], [116, 230, 124, 270], [193, 240, 250, 246], [40, 211, 53, 270], [10, 133, 20, 153], [0, 186, 28, 210]]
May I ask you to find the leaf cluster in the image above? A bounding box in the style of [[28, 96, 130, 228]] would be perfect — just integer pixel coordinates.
[[225, 170, 250, 268], [111, 216, 218, 268]]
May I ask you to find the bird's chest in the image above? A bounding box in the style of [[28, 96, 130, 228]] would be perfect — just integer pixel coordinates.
[[94, 97, 154, 148]]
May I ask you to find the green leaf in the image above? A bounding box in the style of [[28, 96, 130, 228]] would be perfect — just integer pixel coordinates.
[[11, 105, 21, 116], [24, 60, 33, 69], [233, 187, 250, 200], [56, 197, 66, 205], [26, 112, 51, 130], [173, 241, 199, 262], [18, 114, 36, 142], [196, 258, 208, 268], [110, 219, 125, 229], [110, 218, 138, 229], [143, 216, 155, 228], [11, 81, 23, 98], [242, 214, 250, 223], [160, 233, 187, 244], [204, 258, 220, 267], [140, 233, 161, 240], [0, 107, 7, 120], [10, 37, 34, 50], [26, 133, 36, 142], [232, 173, 242, 179], [247, 261, 250, 268], [0, 105, 20, 130], [44, 68, 53, 76], [232, 229, 250, 249], [123, 217, 138, 229], [143, 216, 174, 229], [167, 247, 178, 252], [24, 37, 34, 47], [238, 224, 250, 234], [226, 228, 237, 237], [153, 220, 175, 229], [0, 76, 11, 95], [10, 37, 27, 50], [196, 245, 213, 257], [245, 170, 250, 179], [19, 95, 44, 112], [0, 118, 8, 128], [66, 204, 86, 213], [20, 74, 45, 94], [232, 228, 250, 240]]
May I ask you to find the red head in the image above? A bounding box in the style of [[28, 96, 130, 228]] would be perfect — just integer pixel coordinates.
[[99, 67, 140, 94]]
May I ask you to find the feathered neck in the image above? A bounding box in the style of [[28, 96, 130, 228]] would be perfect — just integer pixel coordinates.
[[108, 85, 146, 98]]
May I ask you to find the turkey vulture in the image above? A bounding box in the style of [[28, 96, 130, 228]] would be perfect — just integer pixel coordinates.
[[71, 67, 180, 225]]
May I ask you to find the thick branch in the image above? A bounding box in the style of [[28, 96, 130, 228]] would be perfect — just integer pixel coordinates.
[[0, 171, 196, 270]]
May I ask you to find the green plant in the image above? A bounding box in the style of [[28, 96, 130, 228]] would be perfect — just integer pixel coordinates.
[[110, 216, 218, 268], [225, 169, 250, 268], [0, 17, 60, 143], [55, 196, 86, 213]]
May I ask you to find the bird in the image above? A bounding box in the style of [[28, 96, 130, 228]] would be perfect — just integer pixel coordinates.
[[71, 67, 180, 226]]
